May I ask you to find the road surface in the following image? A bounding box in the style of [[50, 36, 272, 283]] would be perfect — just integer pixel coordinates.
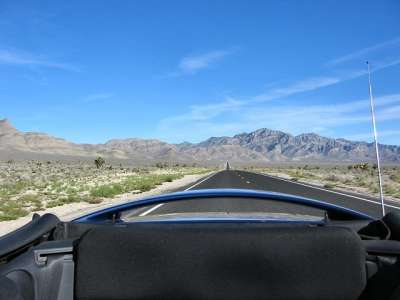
[[126, 170, 400, 219]]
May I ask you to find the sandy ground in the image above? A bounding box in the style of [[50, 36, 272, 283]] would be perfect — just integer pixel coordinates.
[[0, 172, 210, 237]]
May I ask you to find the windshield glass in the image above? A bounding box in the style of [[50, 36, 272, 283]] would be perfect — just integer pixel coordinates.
[[1, 1, 400, 235]]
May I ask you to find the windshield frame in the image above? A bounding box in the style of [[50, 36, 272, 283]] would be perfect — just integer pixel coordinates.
[[72, 188, 375, 224]]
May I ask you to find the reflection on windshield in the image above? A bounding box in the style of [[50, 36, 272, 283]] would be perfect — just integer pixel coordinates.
[[121, 197, 325, 220]]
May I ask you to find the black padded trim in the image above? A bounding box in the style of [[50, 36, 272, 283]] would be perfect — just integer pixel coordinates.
[[0, 213, 59, 259], [75, 223, 366, 300]]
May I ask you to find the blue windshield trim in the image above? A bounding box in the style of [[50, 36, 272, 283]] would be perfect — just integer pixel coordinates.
[[72, 188, 374, 223]]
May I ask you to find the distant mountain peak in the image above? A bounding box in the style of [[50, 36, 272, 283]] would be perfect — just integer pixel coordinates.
[[0, 118, 399, 163], [0, 118, 18, 134]]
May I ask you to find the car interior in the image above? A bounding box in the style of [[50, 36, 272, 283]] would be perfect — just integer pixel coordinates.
[[1, 198, 400, 300]]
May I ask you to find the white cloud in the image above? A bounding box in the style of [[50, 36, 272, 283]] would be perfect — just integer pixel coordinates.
[[162, 56, 400, 126], [171, 49, 233, 76], [266, 57, 400, 102], [158, 54, 400, 143], [326, 36, 400, 66], [83, 93, 114, 102], [0, 49, 79, 72], [251, 65, 389, 103], [162, 75, 346, 128], [252, 77, 341, 102], [374, 58, 400, 72], [157, 93, 400, 143], [344, 130, 400, 143], [165, 98, 244, 123], [242, 94, 400, 133]]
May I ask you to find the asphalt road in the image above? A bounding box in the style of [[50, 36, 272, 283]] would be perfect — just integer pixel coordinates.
[[126, 170, 400, 219]]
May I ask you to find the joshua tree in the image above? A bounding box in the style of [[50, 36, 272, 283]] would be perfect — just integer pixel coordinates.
[[94, 156, 105, 169]]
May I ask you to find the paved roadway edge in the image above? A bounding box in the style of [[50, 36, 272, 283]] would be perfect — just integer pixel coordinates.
[[129, 169, 400, 217], [251, 171, 400, 210]]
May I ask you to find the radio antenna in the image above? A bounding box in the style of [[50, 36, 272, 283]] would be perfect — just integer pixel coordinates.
[[366, 61, 385, 216]]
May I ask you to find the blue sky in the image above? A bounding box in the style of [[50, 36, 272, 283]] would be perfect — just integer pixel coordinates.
[[1, 0, 400, 145]]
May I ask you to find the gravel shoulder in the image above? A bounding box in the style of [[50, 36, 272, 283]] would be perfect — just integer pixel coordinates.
[[0, 172, 209, 237]]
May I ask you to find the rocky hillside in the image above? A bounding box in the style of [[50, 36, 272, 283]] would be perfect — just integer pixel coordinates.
[[0, 119, 399, 164]]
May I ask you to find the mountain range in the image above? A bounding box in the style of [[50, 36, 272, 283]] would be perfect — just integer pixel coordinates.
[[1, 118, 399, 165]]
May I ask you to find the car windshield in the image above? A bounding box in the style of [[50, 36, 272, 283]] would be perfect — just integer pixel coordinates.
[[1, 1, 400, 236]]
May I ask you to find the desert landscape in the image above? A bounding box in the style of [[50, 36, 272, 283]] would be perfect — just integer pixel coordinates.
[[1, 118, 399, 164], [0, 159, 210, 222], [1, 118, 399, 227], [1, 159, 399, 225]]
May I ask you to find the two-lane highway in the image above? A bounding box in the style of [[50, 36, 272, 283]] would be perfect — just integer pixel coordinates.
[[126, 170, 400, 219]]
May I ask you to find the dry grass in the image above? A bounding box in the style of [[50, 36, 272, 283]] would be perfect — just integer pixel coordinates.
[[0, 160, 211, 221]]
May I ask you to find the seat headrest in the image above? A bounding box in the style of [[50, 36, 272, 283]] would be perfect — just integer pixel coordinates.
[[75, 223, 366, 300]]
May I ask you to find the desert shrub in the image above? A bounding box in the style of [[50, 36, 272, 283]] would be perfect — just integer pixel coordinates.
[[357, 180, 368, 187], [46, 193, 81, 208], [137, 182, 152, 192], [369, 185, 379, 193], [384, 184, 397, 196], [0, 180, 31, 196], [85, 197, 103, 204], [164, 175, 174, 182], [325, 174, 340, 182], [323, 183, 335, 188], [18, 194, 43, 211], [302, 172, 316, 178], [0, 200, 29, 221], [94, 156, 105, 169], [389, 174, 400, 183], [90, 183, 124, 198], [46, 200, 60, 208], [341, 178, 353, 185], [353, 163, 370, 171]]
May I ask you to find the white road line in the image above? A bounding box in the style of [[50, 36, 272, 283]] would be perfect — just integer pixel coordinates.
[[184, 171, 220, 191], [256, 172, 400, 210], [138, 171, 220, 216], [139, 203, 164, 216]]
